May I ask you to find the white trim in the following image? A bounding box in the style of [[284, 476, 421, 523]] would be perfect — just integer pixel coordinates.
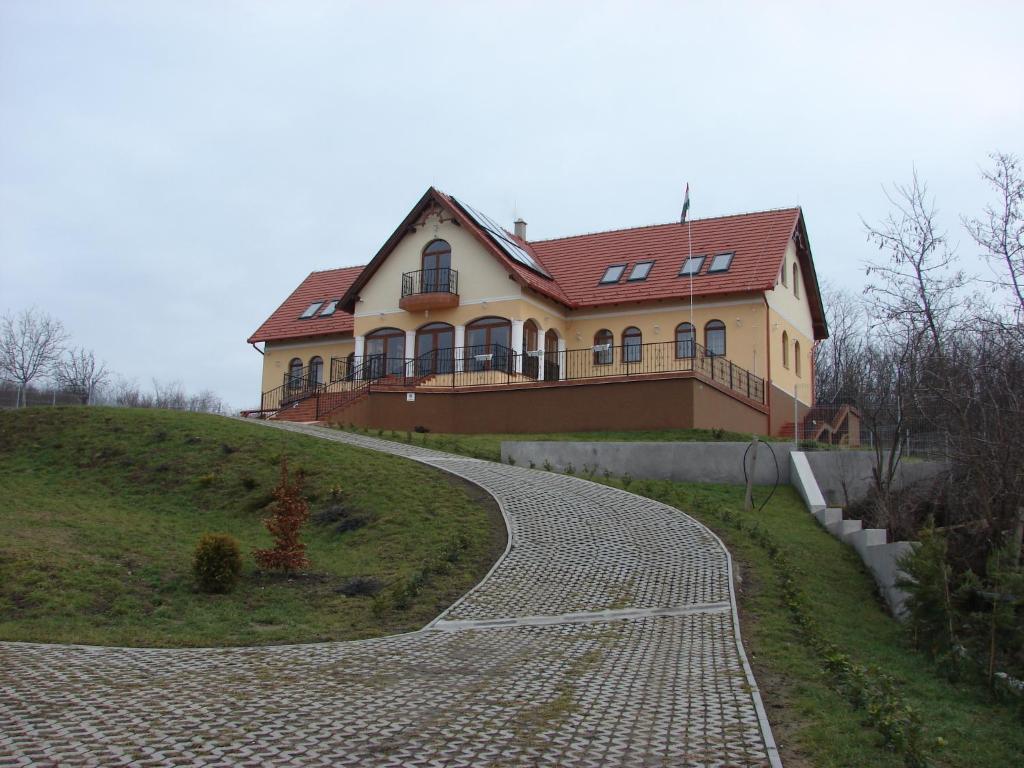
[[265, 336, 355, 352], [354, 295, 525, 318], [571, 297, 756, 321]]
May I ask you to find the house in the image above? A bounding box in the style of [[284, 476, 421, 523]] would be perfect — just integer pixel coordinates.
[[246, 187, 833, 437]]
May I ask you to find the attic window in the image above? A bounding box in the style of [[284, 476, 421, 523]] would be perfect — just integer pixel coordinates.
[[678, 255, 705, 276], [627, 260, 654, 281], [320, 300, 339, 317], [299, 301, 324, 319], [708, 252, 734, 273], [599, 264, 627, 284]]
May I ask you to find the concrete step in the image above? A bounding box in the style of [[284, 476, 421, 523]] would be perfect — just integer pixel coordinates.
[[826, 518, 863, 540], [846, 528, 888, 557], [813, 507, 842, 528]]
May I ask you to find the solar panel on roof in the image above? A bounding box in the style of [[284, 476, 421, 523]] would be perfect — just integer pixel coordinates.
[[453, 197, 552, 278]]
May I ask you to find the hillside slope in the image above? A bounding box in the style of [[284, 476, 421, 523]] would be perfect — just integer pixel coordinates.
[[0, 408, 504, 647]]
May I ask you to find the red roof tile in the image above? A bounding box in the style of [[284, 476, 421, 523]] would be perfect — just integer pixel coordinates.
[[248, 266, 363, 344], [530, 208, 801, 308]]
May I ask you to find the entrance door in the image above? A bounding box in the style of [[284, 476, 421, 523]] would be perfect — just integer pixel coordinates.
[[465, 317, 511, 372], [544, 330, 560, 381], [415, 323, 455, 375], [523, 320, 540, 379], [365, 328, 406, 379]]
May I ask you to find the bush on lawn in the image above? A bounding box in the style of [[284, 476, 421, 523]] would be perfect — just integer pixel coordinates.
[[192, 533, 243, 593]]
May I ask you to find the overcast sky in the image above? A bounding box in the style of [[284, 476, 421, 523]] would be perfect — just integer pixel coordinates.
[[1, 1, 1021, 408]]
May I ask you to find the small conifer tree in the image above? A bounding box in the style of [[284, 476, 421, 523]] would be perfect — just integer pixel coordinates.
[[253, 457, 311, 572]]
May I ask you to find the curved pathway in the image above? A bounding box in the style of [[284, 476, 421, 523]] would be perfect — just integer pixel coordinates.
[[0, 422, 780, 767]]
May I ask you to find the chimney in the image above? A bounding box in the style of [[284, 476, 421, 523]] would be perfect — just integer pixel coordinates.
[[513, 218, 527, 241]]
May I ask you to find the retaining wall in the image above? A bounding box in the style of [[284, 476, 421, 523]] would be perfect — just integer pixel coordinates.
[[501, 441, 797, 485]]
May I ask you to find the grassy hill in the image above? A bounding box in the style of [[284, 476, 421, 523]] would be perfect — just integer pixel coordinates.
[[0, 408, 504, 647]]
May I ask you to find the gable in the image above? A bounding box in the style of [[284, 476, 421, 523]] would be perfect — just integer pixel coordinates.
[[352, 207, 523, 315]]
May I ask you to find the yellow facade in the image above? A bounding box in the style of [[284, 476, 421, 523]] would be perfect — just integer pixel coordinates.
[[259, 212, 817, 406]]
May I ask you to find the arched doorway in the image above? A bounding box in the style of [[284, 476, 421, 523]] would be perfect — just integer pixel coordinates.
[[465, 316, 511, 372], [544, 329, 560, 381], [523, 320, 541, 378], [415, 322, 455, 375], [422, 240, 452, 293], [365, 327, 406, 379]]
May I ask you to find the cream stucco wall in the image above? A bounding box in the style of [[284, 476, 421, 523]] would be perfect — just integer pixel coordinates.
[[261, 336, 355, 394], [353, 211, 523, 334], [765, 241, 815, 404], [564, 299, 769, 379]]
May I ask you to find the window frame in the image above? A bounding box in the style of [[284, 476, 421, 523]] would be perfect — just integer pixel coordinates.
[[705, 320, 726, 357], [627, 260, 654, 281], [707, 252, 734, 273], [320, 300, 339, 317], [622, 326, 642, 362], [675, 322, 696, 359], [599, 264, 627, 284], [299, 301, 324, 319], [593, 329, 614, 365], [782, 331, 790, 368], [678, 255, 705, 276]]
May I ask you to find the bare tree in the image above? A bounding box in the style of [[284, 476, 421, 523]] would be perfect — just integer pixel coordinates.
[[0, 308, 69, 407], [54, 347, 111, 404], [814, 283, 868, 405], [863, 170, 967, 353], [963, 152, 1024, 318]]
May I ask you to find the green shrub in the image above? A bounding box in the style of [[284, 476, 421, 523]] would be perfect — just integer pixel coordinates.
[[192, 533, 243, 593]]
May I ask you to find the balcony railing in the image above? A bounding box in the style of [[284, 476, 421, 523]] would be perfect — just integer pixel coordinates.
[[323, 340, 764, 403], [401, 268, 459, 298]]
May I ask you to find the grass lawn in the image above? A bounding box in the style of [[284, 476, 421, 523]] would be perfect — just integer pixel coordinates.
[[593, 477, 1024, 768], [332, 425, 778, 462], [0, 407, 504, 647]]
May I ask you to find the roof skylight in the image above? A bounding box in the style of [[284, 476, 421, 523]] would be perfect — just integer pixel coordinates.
[[627, 261, 654, 281], [678, 256, 705, 276], [708, 252, 734, 273], [299, 301, 324, 319], [320, 300, 339, 317], [600, 264, 627, 284]]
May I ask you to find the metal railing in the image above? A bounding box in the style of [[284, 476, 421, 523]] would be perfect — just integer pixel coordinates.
[[401, 268, 459, 298], [261, 339, 766, 419]]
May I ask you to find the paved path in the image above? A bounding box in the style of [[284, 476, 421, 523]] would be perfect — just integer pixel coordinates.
[[0, 422, 780, 767]]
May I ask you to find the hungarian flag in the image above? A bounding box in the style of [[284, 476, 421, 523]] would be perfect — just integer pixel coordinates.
[[680, 183, 691, 224]]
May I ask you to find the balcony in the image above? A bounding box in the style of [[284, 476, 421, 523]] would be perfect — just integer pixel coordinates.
[[399, 267, 460, 312]]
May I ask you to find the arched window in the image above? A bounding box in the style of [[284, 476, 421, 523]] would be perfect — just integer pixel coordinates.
[[365, 327, 406, 378], [593, 329, 614, 365], [622, 326, 642, 363], [675, 322, 695, 359], [465, 316, 512, 371], [705, 320, 726, 357], [287, 357, 303, 390], [309, 356, 324, 385], [782, 331, 789, 368], [794, 340, 802, 377], [523, 320, 541, 379], [416, 322, 455, 375], [793, 262, 800, 299], [781, 258, 788, 287], [422, 239, 452, 292]]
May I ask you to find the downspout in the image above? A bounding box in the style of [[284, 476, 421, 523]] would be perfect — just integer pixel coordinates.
[[763, 296, 772, 435]]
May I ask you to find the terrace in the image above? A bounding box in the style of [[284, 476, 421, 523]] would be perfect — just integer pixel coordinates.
[[255, 339, 765, 422]]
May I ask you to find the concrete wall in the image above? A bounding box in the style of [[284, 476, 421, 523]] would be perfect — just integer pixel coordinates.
[[803, 451, 949, 508], [502, 440, 796, 485]]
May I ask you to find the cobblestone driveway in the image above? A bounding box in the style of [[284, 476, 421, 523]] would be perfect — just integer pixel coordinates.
[[0, 422, 780, 767]]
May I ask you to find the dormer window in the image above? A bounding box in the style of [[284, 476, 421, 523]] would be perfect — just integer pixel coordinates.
[[627, 261, 654, 281], [708, 252, 734, 273], [679, 255, 704, 276], [600, 264, 627, 284], [299, 301, 323, 319], [320, 300, 338, 317]]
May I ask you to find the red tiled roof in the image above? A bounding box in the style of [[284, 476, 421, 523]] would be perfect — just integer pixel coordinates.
[[256, 192, 827, 345], [248, 266, 363, 344], [530, 208, 802, 308]]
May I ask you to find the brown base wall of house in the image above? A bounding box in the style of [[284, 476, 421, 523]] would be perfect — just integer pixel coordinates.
[[327, 378, 769, 436], [769, 384, 812, 436]]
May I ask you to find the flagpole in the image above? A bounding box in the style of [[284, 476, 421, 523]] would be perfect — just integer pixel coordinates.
[[688, 219, 693, 334]]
